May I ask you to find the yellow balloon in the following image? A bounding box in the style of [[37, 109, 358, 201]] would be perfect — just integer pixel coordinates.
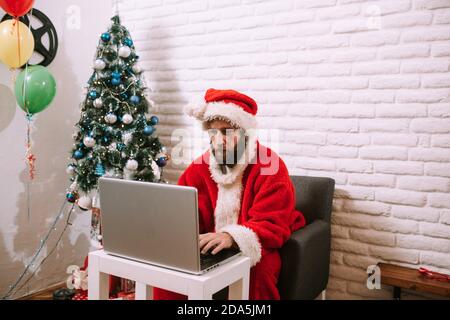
[[0, 19, 35, 69]]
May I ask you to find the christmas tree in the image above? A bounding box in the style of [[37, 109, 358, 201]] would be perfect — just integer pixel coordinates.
[[66, 15, 168, 212]]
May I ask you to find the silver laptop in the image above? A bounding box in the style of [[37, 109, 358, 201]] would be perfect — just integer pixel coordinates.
[[98, 177, 241, 274]]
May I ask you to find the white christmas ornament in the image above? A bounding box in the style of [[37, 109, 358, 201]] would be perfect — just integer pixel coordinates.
[[77, 195, 93, 210], [122, 114, 133, 124], [66, 165, 76, 176], [132, 64, 141, 73], [122, 132, 133, 145], [151, 160, 161, 181], [108, 142, 117, 151], [93, 98, 103, 108], [126, 159, 138, 171], [93, 59, 106, 70], [118, 46, 131, 58], [83, 136, 96, 148], [105, 113, 117, 124]]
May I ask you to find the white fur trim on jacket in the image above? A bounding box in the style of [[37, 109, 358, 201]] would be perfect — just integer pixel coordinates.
[[214, 178, 242, 231], [219, 224, 262, 266]]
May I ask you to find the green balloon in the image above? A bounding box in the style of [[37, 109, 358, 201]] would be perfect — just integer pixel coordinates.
[[15, 65, 56, 114]]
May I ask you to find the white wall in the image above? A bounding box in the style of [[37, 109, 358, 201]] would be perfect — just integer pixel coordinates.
[[0, 0, 112, 298], [117, 0, 450, 299]]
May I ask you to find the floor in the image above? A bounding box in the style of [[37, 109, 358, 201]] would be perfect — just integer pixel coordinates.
[[19, 283, 65, 300]]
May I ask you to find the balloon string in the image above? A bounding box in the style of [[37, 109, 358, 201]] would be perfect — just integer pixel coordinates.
[[10, 70, 17, 87], [23, 8, 33, 112], [16, 18, 21, 70]]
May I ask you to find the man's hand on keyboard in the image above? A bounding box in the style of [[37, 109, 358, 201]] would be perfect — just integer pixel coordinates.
[[199, 232, 237, 255]]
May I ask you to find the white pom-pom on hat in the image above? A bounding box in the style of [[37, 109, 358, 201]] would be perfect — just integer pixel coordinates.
[[184, 96, 207, 120]]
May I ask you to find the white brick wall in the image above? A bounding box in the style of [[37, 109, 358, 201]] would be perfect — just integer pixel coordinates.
[[118, 0, 450, 299]]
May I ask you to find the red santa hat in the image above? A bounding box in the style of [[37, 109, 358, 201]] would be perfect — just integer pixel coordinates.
[[185, 88, 258, 130]]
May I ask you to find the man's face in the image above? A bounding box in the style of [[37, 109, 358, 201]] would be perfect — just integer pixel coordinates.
[[206, 119, 246, 166]]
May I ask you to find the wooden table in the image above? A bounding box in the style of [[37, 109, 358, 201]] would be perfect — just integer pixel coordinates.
[[378, 263, 450, 299]]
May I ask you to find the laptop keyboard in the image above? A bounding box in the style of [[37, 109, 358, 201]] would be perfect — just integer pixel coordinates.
[[200, 248, 241, 270]]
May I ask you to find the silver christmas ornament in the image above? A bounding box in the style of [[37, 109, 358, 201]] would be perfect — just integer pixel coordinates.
[[122, 114, 133, 124], [66, 165, 76, 176], [122, 132, 133, 145], [132, 64, 141, 73], [105, 113, 117, 124], [108, 142, 117, 151], [83, 136, 96, 148], [126, 159, 138, 171], [93, 98, 103, 108]]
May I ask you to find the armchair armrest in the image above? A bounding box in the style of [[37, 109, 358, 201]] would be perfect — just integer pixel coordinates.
[[277, 220, 331, 300]]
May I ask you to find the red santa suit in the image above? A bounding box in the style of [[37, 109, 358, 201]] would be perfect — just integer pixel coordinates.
[[153, 89, 306, 300]]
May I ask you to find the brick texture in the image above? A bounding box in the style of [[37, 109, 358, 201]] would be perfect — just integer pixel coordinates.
[[118, 0, 450, 299]]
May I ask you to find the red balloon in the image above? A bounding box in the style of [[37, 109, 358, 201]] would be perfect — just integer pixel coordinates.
[[0, 0, 35, 17]]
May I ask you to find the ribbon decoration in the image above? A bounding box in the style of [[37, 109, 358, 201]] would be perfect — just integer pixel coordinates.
[[18, 9, 36, 180], [25, 114, 36, 179], [418, 267, 450, 282]]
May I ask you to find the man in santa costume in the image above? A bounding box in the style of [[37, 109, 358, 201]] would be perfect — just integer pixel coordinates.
[[153, 88, 306, 300]]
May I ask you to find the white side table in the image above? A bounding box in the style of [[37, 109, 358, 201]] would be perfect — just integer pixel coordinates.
[[88, 250, 251, 300]]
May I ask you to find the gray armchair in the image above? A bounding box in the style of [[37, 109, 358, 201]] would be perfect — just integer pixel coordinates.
[[277, 175, 335, 300]]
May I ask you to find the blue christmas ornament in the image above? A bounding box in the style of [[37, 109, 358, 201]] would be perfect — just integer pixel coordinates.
[[95, 163, 105, 176], [130, 95, 140, 105], [103, 136, 110, 144], [66, 192, 77, 203], [117, 143, 125, 151], [111, 71, 121, 79], [156, 156, 167, 167], [101, 32, 111, 42], [73, 150, 84, 160], [143, 125, 154, 136], [150, 116, 159, 125], [124, 38, 133, 47], [88, 90, 98, 100], [111, 78, 121, 86], [120, 92, 129, 99]]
